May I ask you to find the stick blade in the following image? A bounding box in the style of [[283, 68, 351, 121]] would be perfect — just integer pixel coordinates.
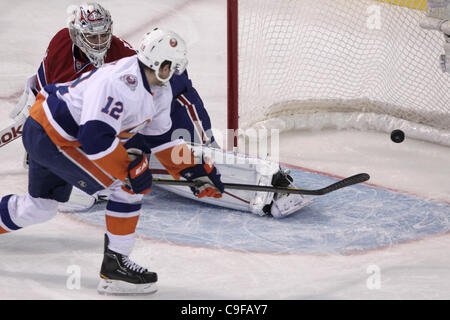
[[318, 173, 370, 195]]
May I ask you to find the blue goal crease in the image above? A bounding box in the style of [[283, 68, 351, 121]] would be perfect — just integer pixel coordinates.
[[68, 167, 450, 255]]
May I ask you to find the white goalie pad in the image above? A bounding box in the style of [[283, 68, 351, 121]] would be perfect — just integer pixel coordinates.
[[59, 146, 314, 218], [97, 278, 158, 296], [150, 145, 314, 218]]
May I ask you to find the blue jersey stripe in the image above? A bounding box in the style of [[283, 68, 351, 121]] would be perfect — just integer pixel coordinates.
[[106, 200, 142, 213], [138, 61, 152, 94], [37, 62, 47, 88], [78, 120, 117, 155], [0, 195, 22, 231], [45, 91, 79, 138]]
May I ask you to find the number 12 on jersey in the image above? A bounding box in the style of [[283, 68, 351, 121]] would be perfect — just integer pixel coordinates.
[[101, 96, 123, 120]]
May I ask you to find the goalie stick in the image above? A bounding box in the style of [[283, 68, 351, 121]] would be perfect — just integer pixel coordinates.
[[0, 116, 25, 149], [152, 173, 370, 196]]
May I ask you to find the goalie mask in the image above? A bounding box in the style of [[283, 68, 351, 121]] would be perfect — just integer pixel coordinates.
[[68, 2, 113, 67], [137, 28, 188, 84]]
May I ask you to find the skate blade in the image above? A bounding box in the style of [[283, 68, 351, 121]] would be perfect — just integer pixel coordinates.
[[97, 278, 158, 296]]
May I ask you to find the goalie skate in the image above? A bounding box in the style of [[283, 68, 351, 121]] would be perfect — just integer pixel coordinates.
[[268, 170, 314, 218], [270, 193, 314, 219]]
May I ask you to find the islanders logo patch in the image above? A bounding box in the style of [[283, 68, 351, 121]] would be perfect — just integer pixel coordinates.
[[120, 74, 138, 91], [169, 38, 178, 47]]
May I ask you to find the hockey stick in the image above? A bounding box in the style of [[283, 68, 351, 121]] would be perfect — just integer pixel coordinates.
[[152, 173, 370, 196], [59, 172, 369, 212], [0, 116, 25, 149]]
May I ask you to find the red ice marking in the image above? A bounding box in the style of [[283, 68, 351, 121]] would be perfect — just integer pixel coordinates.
[[0, 90, 22, 102]]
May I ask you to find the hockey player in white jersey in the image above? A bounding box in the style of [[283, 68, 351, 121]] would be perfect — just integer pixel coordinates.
[[118, 28, 314, 219], [0, 29, 224, 295], [7, 3, 312, 218]]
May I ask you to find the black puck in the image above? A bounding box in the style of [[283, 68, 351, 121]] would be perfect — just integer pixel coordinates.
[[391, 129, 405, 143]]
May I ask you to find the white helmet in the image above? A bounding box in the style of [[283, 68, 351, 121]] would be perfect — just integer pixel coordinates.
[[137, 28, 188, 84], [67, 3, 113, 67]]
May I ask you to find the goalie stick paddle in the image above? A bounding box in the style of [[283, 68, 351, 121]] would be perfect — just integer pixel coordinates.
[[152, 173, 370, 196]]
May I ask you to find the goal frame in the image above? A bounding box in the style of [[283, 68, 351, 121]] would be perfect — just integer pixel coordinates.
[[227, 0, 239, 150], [226, 0, 450, 149]]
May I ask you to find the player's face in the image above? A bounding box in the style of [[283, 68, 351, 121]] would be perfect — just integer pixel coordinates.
[[157, 64, 171, 84], [83, 30, 111, 51]]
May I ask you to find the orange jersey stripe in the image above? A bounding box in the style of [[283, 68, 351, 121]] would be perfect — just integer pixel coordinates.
[[29, 93, 80, 148], [0, 226, 9, 234], [118, 120, 151, 139], [153, 143, 195, 179], [31, 93, 130, 181], [93, 143, 130, 181], [61, 146, 115, 188], [105, 215, 139, 236], [118, 131, 134, 139]]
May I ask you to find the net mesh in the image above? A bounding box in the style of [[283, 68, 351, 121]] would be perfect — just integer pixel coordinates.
[[237, 0, 450, 144]]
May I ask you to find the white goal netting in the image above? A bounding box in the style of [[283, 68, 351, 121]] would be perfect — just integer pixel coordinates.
[[236, 0, 450, 145]]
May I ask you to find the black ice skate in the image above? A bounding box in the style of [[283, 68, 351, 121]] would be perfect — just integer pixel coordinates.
[[97, 234, 158, 295]]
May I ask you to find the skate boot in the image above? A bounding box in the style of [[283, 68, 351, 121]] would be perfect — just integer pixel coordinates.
[[97, 234, 158, 295], [264, 170, 314, 218]]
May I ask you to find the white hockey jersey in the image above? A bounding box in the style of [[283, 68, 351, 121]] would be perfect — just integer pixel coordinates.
[[30, 55, 174, 181]]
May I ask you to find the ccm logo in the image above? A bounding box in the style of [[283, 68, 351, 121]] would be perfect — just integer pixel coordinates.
[[0, 124, 23, 147]]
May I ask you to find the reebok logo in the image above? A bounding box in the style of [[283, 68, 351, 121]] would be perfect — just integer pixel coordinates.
[[0, 124, 23, 148]]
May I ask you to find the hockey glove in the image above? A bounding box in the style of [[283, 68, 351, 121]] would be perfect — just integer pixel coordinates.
[[124, 149, 152, 195], [180, 159, 224, 199]]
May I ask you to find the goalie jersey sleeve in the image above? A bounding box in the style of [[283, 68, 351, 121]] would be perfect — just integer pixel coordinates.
[[30, 56, 172, 181], [36, 28, 136, 91]]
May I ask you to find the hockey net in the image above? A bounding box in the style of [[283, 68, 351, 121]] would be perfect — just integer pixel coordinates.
[[228, 0, 450, 147]]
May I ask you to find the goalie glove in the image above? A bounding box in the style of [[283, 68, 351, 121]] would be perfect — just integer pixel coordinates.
[[180, 157, 224, 199], [123, 149, 152, 195]]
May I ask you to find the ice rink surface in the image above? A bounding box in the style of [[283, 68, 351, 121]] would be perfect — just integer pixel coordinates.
[[0, 0, 450, 300]]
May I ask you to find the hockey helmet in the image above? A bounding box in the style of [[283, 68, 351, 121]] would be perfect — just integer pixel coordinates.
[[68, 2, 113, 67], [137, 28, 188, 84]]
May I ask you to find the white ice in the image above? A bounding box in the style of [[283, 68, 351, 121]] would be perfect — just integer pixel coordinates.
[[0, 0, 449, 300]]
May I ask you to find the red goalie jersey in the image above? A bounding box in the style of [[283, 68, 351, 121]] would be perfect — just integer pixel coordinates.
[[36, 28, 136, 91]]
